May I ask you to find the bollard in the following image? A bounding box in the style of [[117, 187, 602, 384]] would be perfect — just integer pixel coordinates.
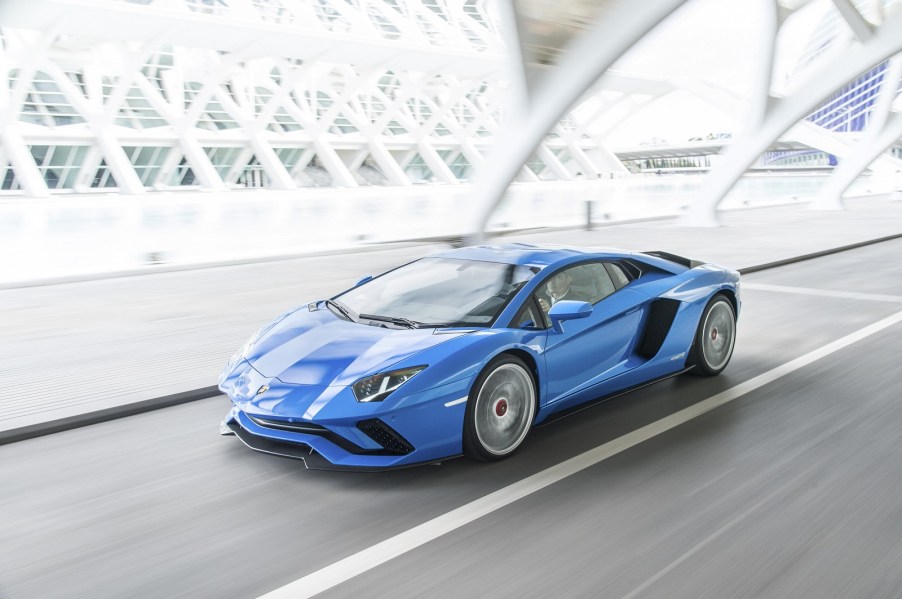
[[585, 200, 593, 231]]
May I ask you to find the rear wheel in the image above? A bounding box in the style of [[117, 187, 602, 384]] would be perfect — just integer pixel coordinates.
[[463, 355, 536, 461], [689, 294, 736, 377]]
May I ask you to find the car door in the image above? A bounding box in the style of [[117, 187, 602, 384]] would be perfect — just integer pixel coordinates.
[[530, 261, 646, 407]]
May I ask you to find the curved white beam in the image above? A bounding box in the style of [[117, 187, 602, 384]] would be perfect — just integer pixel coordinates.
[[467, 0, 692, 240], [811, 111, 902, 209], [812, 52, 902, 209], [682, 10, 902, 227]]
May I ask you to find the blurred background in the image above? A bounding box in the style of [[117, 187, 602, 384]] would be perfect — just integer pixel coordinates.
[[3, 1, 902, 597], [1, 0, 901, 282]]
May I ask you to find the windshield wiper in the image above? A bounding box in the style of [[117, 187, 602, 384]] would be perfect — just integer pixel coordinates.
[[359, 313, 424, 329], [326, 299, 358, 323]]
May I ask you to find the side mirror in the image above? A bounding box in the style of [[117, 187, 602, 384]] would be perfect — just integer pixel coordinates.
[[548, 300, 592, 333], [354, 275, 373, 287]]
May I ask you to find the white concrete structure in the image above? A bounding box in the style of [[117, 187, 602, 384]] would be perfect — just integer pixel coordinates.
[[2, 0, 902, 238], [0, 0, 657, 199], [683, 0, 902, 225], [463, 0, 902, 233]]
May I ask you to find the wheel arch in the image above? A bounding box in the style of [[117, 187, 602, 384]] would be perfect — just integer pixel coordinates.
[[463, 347, 541, 461], [499, 348, 540, 391], [715, 287, 738, 317], [475, 347, 542, 416]]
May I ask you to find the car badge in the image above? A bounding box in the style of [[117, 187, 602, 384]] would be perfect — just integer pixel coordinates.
[[256, 384, 269, 396]]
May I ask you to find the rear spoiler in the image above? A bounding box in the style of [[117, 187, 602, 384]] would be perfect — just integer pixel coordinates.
[[641, 251, 705, 269]]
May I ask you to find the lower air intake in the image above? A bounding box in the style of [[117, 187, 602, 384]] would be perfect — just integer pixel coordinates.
[[357, 419, 414, 455]]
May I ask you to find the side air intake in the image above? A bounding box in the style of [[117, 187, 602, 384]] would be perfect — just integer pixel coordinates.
[[637, 299, 681, 359]]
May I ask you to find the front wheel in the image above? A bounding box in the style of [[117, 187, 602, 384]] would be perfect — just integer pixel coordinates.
[[463, 355, 536, 461], [689, 295, 736, 377]]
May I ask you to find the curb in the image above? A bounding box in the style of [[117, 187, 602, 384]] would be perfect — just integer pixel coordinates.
[[4, 231, 901, 446], [737, 231, 902, 274], [0, 387, 219, 446]]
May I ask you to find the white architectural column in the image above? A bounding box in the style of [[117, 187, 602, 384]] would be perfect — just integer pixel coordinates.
[[133, 76, 229, 191], [74, 145, 103, 190], [94, 128, 147, 194], [682, 9, 902, 226], [214, 83, 298, 190], [812, 53, 902, 209], [467, 0, 691, 240], [368, 141, 411, 186], [813, 113, 902, 209], [346, 149, 370, 175], [179, 129, 228, 191], [313, 139, 358, 187], [417, 142, 458, 184], [42, 63, 148, 194], [784, 120, 902, 173], [585, 138, 630, 175], [461, 141, 486, 169], [566, 143, 602, 178], [1, 126, 49, 196], [536, 145, 571, 179], [223, 147, 255, 187], [155, 143, 186, 188], [248, 132, 296, 189]]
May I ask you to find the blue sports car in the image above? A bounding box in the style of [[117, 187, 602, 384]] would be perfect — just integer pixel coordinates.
[[219, 244, 739, 470]]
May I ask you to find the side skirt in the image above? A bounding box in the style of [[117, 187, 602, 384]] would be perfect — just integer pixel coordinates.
[[535, 366, 693, 428]]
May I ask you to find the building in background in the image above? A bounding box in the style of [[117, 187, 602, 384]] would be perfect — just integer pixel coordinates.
[[0, 0, 645, 196]]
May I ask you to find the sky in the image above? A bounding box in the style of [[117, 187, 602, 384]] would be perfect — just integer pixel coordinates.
[[596, 0, 770, 146]]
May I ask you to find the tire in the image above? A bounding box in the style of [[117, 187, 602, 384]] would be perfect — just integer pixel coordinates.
[[689, 294, 736, 377], [463, 354, 537, 461]]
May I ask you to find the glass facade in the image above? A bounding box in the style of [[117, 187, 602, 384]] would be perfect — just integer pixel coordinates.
[[30, 146, 88, 189], [123, 146, 171, 186], [0, 1, 609, 194], [18, 71, 84, 127], [1, 161, 21, 191], [203, 147, 243, 180]]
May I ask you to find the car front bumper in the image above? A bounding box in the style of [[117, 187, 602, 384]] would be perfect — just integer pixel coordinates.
[[219, 375, 472, 471]]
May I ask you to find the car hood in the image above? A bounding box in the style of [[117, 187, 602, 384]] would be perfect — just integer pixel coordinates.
[[243, 306, 470, 386]]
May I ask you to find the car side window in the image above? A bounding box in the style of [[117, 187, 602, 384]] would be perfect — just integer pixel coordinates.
[[605, 263, 631, 290], [535, 262, 617, 319], [512, 298, 544, 329]]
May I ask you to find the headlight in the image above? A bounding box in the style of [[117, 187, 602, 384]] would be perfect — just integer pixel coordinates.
[[352, 366, 426, 403]]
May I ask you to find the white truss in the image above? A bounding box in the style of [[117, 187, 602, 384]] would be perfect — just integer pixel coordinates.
[[7, 0, 898, 234], [465, 0, 693, 239], [0, 0, 648, 197], [465, 0, 902, 234], [682, 0, 902, 225]]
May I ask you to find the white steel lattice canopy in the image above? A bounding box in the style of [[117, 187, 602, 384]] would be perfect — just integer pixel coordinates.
[[0, 0, 653, 197], [1, 0, 900, 235]]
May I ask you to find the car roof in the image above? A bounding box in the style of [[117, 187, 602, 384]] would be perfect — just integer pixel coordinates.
[[430, 243, 632, 270]]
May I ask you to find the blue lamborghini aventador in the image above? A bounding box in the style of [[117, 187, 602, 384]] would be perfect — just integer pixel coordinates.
[[219, 244, 740, 470]]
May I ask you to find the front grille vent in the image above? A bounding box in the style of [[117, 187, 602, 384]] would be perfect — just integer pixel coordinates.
[[248, 415, 367, 455], [357, 419, 414, 455], [248, 415, 328, 434]]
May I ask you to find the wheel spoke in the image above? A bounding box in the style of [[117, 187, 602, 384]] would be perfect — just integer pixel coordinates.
[[701, 301, 735, 371], [474, 363, 535, 455]]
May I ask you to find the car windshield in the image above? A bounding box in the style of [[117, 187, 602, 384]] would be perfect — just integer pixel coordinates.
[[336, 257, 535, 327]]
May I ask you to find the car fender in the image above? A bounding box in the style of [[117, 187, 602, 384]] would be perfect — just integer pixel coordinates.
[[378, 328, 547, 409]]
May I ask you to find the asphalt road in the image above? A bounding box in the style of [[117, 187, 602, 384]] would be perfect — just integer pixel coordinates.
[[3, 240, 902, 598]]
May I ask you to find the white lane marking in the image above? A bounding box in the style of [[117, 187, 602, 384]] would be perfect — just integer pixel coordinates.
[[743, 282, 902, 303], [259, 309, 902, 599], [443, 397, 468, 408]]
